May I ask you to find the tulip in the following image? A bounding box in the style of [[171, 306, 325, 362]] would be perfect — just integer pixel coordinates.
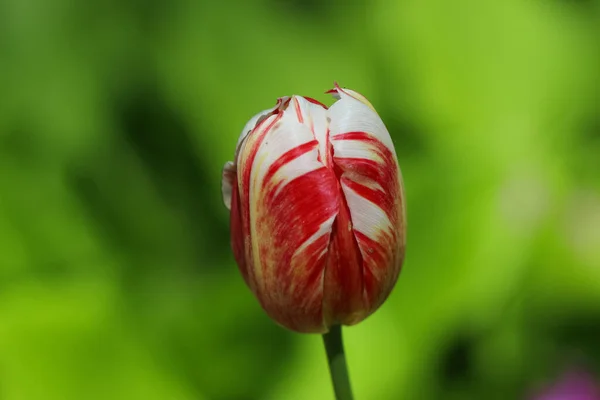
[[222, 84, 406, 334]]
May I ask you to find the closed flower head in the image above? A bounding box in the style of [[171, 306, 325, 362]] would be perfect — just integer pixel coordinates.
[[222, 83, 406, 333]]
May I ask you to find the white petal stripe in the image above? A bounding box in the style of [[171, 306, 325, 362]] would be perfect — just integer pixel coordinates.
[[252, 114, 322, 191], [292, 214, 337, 261], [328, 90, 397, 157], [340, 180, 393, 242]]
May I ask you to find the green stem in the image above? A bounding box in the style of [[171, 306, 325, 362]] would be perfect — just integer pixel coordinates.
[[322, 325, 354, 400]]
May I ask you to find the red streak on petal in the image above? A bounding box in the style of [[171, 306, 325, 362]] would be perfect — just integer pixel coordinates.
[[322, 190, 365, 326], [321, 144, 365, 326], [256, 167, 339, 333], [239, 106, 289, 290], [293, 97, 304, 124], [297, 235, 331, 288], [333, 131, 378, 143], [341, 176, 391, 220], [331, 129, 405, 318], [333, 131, 402, 229], [262, 140, 318, 189], [304, 96, 328, 109], [229, 174, 248, 284], [354, 231, 402, 311], [323, 128, 333, 167], [325, 81, 341, 95], [335, 157, 382, 178]]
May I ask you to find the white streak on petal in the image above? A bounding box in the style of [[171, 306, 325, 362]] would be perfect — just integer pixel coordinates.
[[329, 138, 383, 164], [292, 214, 337, 260], [338, 88, 376, 111], [328, 90, 396, 157], [340, 181, 392, 241], [235, 98, 289, 156], [344, 174, 385, 192], [272, 151, 321, 197], [250, 104, 323, 191], [292, 96, 330, 165], [237, 113, 279, 180]]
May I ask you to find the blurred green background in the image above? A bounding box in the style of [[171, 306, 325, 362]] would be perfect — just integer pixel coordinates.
[[1, 0, 600, 399]]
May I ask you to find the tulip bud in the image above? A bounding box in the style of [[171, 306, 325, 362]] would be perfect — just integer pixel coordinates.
[[222, 84, 406, 333]]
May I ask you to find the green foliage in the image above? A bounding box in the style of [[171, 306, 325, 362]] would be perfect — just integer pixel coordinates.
[[1, 0, 599, 399]]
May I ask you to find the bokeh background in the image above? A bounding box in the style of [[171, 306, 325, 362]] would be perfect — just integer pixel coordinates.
[[1, 0, 600, 399]]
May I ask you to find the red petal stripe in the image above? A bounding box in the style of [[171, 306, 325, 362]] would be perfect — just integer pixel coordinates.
[[261, 140, 318, 190], [332, 130, 405, 310], [256, 167, 339, 332], [238, 106, 288, 292], [354, 230, 401, 311], [322, 179, 365, 326], [303, 96, 328, 109], [229, 174, 248, 285], [333, 131, 402, 231]]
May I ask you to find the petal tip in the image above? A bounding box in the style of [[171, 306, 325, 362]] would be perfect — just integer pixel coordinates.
[[325, 82, 342, 99], [330, 84, 377, 112]]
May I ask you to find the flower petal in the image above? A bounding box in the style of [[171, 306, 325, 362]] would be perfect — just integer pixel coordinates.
[[288, 96, 331, 167], [237, 98, 338, 333], [235, 98, 289, 160], [228, 167, 249, 286], [327, 82, 377, 112], [221, 161, 235, 210], [328, 87, 406, 311]]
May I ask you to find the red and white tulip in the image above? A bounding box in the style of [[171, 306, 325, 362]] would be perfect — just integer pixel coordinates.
[[222, 84, 406, 333]]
